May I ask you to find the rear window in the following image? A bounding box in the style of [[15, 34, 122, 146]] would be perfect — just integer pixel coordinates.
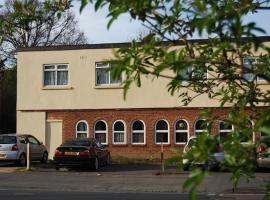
[[61, 139, 92, 147], [0, 136, 17, 144]]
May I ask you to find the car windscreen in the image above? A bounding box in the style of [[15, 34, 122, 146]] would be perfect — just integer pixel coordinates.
[[61, 140, 92, 147], [0, 136, 17, 144], [260, 136, 270, 147]]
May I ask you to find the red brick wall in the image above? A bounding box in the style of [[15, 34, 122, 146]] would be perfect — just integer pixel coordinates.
[[46, 108, 257, 159]]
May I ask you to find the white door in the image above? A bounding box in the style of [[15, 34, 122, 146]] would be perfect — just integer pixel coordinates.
[[46, 121, 62, 160]]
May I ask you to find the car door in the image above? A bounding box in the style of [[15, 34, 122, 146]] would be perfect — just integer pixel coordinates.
[[27, 136, 43, 160]]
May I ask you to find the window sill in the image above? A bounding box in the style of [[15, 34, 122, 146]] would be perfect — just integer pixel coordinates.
[[94, 84, 123, 89], [131, 144, 147, 147], [155, 143, 171, 146], [42, 86, 73, 90]]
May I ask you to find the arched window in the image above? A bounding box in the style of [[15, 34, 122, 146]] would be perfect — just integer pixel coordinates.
[[76, 120, 88, 138], [195, 119, 207, 136], [219, 121, 233, 143], [132, 120, 145, 144], [175, 120, 189, 144], [155, 120, 169, 144], [113, 120, 126, 144], [94, 120, 108, 145]]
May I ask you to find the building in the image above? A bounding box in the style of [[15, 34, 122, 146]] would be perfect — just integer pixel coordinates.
[[17, 38, 270, 159]]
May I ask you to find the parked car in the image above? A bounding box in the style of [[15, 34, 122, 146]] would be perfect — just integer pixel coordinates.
[[182, 136, 224, 170], [257, 136, 270, 168], [53, 138, 111, 170], [0, 134, 48, 166]]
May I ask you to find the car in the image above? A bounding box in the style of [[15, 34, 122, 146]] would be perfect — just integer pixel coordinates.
[[0, 133, 48, 166], [257, 136, 270, 168], [182, 136, 224, 170], [53, 138, 111, 170]]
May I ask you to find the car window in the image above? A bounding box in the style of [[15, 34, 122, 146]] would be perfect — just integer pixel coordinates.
[[18, 136, 27, 144], [28, 136, 39, 145], [62, 139, 92, 146], [0, 136, 17, 144]]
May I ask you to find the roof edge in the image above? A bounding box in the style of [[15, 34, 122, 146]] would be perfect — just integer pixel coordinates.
[[17, 36, 270, 52]]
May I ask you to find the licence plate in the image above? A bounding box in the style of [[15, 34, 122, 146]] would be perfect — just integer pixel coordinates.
[[64, 152, 77, 156], [0, 154, 6, 158]]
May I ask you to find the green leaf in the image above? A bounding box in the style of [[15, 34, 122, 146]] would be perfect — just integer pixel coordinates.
[[80, 0, 88, 13]]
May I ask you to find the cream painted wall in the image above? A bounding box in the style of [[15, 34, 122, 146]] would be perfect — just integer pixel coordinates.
[[17, 44, 270, 111], [17, 111, 46, 143]]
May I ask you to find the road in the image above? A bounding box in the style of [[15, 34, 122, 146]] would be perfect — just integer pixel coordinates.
[[0, 163, 269, 199]]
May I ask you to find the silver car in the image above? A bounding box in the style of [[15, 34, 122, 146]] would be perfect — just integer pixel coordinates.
[[0, 134, 48, 166]]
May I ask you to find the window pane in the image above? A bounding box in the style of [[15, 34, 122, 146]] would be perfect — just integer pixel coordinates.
[[176, 132, 188, 143], [114, 132, 124, 143], [95, 121, 106, 131], [114, 121, 124, 131], [96, 68, 109, 85], [96, 63, 108, 68], [219, 122, 233, 130], [195, 120, 207, 130], [95, 133, 106, 143], [132, 121, 144, 131], [44, 65, 55, 70], [77, 133, 87, 139], [132, 133, 144, 143], [243, 57, 256, 81], [178, 66, 192, 81], [156, 120, 168, 130], [57, 65, 68, 69], [77, 122, 87, 131], [44, 71, 55, 86], [175, 120, 187, 130], [156, 132, 168, 143], [57, 71, 68, 85]]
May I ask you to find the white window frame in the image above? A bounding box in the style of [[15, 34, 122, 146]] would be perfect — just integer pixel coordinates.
[[131, 120, 146, 145], [155, 119, 170, 145], [75, 120, 89, 138], [95, 62, 122, 86], [43, 64, 69, 86], [94, 120, 108, 145], [179, 65, 208, 82], [174, 119, 189, 144], [194, 119, 207, 136], [112, 120, 126, 145], [243, 57, 265, 82], [218, 121, 234, 142]]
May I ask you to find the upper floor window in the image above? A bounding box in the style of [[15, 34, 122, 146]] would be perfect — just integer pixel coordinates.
[[243, 57, 264, 81], [76, 120, 88, 139], [155, 120, 169, 144], [195, 119, 207, 136], [94, 120, 108, 145], [178, 65, 207, 81], [43, 64, 68, 86], [219, 121, 233, 143], [96, 62, 122, 85], [175, 120, 189, 144], [113, 120, 126, 144], [131, 120, 145, 144]]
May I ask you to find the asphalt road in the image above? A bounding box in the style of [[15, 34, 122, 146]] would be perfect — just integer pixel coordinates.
[[0, 163, 269, 199], [0, 190, 210, 200]]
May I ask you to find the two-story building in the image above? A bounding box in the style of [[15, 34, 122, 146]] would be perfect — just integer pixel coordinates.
[[17, 38, 270, 159]]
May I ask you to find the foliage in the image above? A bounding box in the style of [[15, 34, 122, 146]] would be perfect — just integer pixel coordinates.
[[0, 0, 87, 61], [84, 0, 270, 199]]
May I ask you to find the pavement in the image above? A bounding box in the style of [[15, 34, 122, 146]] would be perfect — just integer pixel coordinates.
[[0, 162, 269, 199]]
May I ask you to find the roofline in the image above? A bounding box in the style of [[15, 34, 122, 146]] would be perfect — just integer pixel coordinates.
[[17, 36, 270, 52]]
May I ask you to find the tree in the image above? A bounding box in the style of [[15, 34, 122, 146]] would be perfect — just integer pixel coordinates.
[[0, 0, 87, 61], [78, 0, 270, 199], [0, 0, 87, 133]]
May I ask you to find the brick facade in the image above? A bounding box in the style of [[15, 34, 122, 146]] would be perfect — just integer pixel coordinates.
[[46, 107, 258, 159]]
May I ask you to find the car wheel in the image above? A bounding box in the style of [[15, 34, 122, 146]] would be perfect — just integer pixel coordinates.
[[106, 153, 112, 166], [93, 157, 99, 170], [40, 152, 48, 163], [18, 154, 26, 166], [55, 165, 60, 171]]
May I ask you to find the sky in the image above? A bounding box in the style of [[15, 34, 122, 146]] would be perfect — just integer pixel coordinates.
[[72, 2, 270, 44]]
